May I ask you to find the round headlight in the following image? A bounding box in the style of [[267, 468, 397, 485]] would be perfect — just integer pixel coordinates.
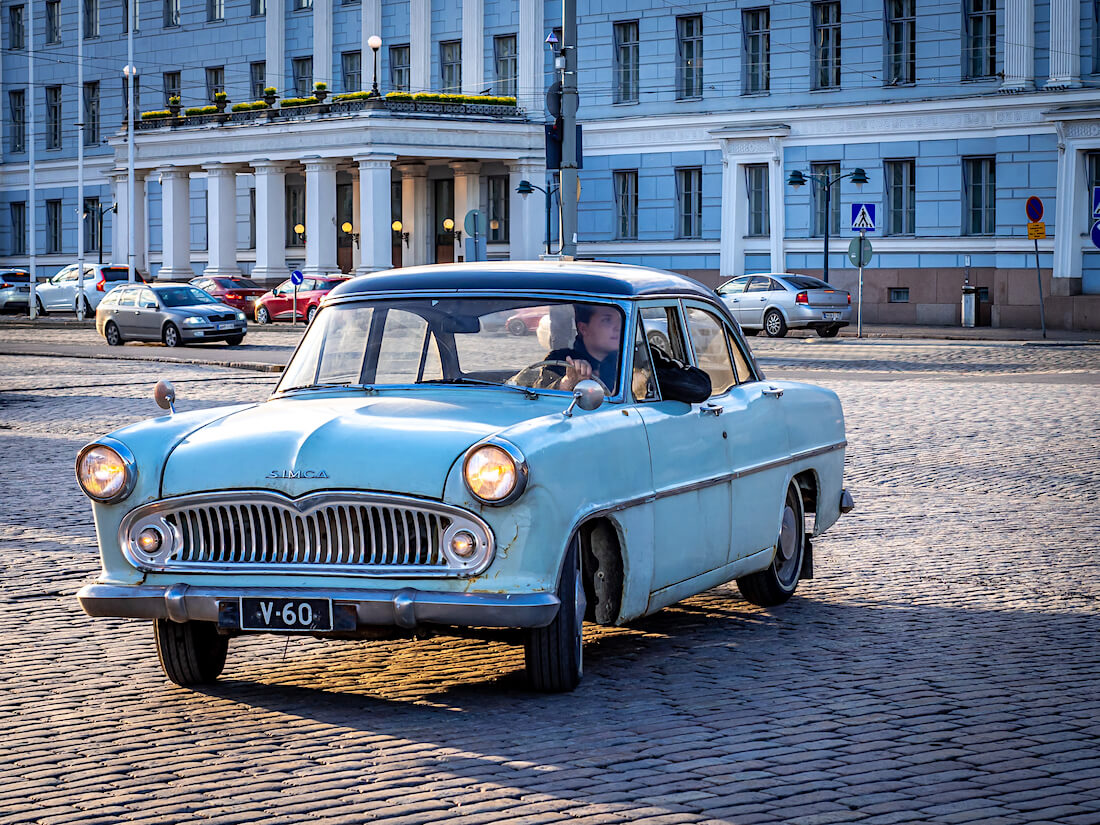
[[463, 443, 525, 503], [76, 443, 135, 503]]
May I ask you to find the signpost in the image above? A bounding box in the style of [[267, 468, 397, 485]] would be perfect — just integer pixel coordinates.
[[464, 210, 487, 263], [847, 233, 873, 338], [290, 269, 304, 325], [1025, 198, 1046, 339], [1092, 187, 1100, 250]]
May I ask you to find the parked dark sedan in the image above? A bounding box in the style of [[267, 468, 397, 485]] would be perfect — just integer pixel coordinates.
[[96, 283, 248, 347]]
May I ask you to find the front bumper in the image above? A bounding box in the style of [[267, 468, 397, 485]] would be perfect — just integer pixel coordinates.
[[182, 322, 247, 341], [77, 582, 560, 630]]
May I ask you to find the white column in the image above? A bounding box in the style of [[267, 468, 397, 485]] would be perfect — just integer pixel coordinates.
[[132, 172, 147, 275], [410, 0, 430, 92], [111, 171, 147, 273], [313, 0, 333, 90], [507, 158, 545, 260], [265, 0, 285, 97], [451, 161, 481, 262], [768, 139, 785, 273], [157, 167, 193, 280], [518, 0, 542, 111], [251, 160, 290, 284], [1001, 0, 1034, 91], [362, 0, 382, 92], [303, 157, 340, 276], [718, 153, 742, 279], [398, 163, 429, 267], [1046, 0, 1081, 88], [109, 171, 127, 266], [356, 154, 397, 273], [1052, 134, 1085, 287], [203, 164, 242, 278], [462, 0, 484, 95]]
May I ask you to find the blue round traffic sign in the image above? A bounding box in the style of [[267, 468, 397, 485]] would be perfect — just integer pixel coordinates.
[[1091, 221, 1100, 250], [1025, 196, 1044, 222], [290, 270, 304, 286]]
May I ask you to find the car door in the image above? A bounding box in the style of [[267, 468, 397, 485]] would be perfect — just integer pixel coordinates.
[[738, 276, 773, 328], [268, 280, 293, 319], [113, 287, 141, 336], [682, 301, 792, 563], [716, 276, 751, 324], [132, 287, 162, 339], [39, 267, 71, 309], [631, 301, 734, 594]]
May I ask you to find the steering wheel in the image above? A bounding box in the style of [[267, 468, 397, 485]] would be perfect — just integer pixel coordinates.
[[516, 359, 612, 395]]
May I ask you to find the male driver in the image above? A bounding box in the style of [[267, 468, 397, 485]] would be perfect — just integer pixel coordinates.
[[547, 304, 622, 392]]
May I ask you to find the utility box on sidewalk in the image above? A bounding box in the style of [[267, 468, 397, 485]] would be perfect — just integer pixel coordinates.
[[961, 285, 977, 328]]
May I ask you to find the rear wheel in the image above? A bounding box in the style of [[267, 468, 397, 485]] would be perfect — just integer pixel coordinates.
[[104, 321, 123, 346], [816, 325, 841, 338], [737, 481, 806, 606], [154, 619, 228, 686], [507, 318, 528, 336], [255, 306, 270, 325], [306, 305, 318, 324], [764, 309, 788, 338], [163, 323, 183, 348], [525, 537, 585, 692]]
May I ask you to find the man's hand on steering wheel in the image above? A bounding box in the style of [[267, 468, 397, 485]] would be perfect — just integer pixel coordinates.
[[561, 356, 592, 392]]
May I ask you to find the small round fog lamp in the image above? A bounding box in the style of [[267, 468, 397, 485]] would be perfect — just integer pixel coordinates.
[[137, 527, 163, 555], [450, 530, 477, 559]]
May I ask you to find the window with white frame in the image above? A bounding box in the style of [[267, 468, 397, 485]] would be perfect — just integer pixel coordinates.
[[342, 52, 362, 92], [964, 0, 996, 78], [292, 58, 313, 96], [207, 0, 224, 22], [9, 90, 26, 153], [440, 40, 462, 93], [390, 45, 410, 91], [1087, 152, 1100, 214], [677, 15, 703, 99], [613, 170, 638, 239], [494, 35, 517, 97], [885, 159, 916, 235], [84, 197, 101, 252], [47, 200, 63, 254], [812, 1, 841, 89], [676, 168, 702, 239], [886, 0, 915, 84], [163, 0, 179, 27], [205, 66, 225, 100], [963, 156, 996, 235], [811, 162, 840, 236], [292, 0, 312, 9], [163, 71, 180, 104], [614, 21, 639, 103], [746, 164, 769, 237], [488, 176, 509, 242], [84, 82, 101, 145], [286, 182, 305, 246], [10, 202, 26, 255], [742, 8, 770, 94], [46, 87, 63, 150], [251, 0, 265, 15], [250, 63, 266, 99]]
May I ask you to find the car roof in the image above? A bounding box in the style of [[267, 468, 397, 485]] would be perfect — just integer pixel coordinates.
[[329, 261, 715, 302]]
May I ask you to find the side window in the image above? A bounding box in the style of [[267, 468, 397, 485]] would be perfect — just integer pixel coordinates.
[[275, 279, 291, 293], [745, 276, 771, 293], [375, 309, 430, 383], [685, 306, 737, 396], [316, 306, 374, 385], [118, 289, 137, 307], [138, 288, 156, 306], [638, 305, 689, 362], [630, 319, 659, 402], [718, 277, 750, 296], [768, 278, 785, 292], [727, 330, 754, 384]]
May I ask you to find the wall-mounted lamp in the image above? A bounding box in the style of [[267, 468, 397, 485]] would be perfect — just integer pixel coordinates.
[[293, 222, 306, 244], [341, 221, 360, 248], [392, 219, 409, 247], [443, 217, 462, 244], [489, 218, 500, 232]]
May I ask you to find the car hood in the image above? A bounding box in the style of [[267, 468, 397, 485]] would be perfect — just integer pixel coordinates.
[[160, 391, 559, 499]]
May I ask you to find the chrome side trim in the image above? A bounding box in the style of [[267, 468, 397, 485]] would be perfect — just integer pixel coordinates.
[[76, 583, 561, 629]]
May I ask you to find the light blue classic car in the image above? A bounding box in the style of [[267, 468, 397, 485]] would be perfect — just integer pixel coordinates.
[[76, 262, 852, 692]]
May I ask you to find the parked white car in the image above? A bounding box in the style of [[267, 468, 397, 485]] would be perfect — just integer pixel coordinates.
[[34, 264, 138, 315]]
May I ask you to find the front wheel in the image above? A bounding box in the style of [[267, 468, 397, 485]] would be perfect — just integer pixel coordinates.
[[255, 306, 270, 325], [507, 318, 528, 336], [525, 537, 585, 692], [737, 481, 806, 606], [306, 305, 318, 324], [76, 295, 92, 318], [764, 309, 788, 338], [154, 619, 229, 686], [225, 334, 244, 346], [816, 325, 841, 338], [35, 297, 47, 317], [163, 323, 183, 348]]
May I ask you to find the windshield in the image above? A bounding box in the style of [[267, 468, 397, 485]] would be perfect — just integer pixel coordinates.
[[219, 277, 260, 289], [156, 286, 219, 307], [276, 298, 625, 396]]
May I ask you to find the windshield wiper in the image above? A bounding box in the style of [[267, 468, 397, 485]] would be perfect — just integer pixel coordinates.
[[278, 382, 377, 396], [418, 377, 538, 399]]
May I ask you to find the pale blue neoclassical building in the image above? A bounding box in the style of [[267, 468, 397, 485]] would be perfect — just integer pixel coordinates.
[[1, 0, 1099, 328]]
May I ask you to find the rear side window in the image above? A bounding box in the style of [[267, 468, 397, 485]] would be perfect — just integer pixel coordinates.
[[685, 306, 737, 396], [103, 267, 131, 281], [784, 275, 830, 290], [99, 291, 120, 307], [745, 276, 772, 293], [639, 305, 690, 362], [117, 290, 137, 307]]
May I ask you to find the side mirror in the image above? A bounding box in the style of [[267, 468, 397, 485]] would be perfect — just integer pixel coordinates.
[[141, 300, 158, 309], [154, 379, 176, 413], [562, 379, 605, 417]]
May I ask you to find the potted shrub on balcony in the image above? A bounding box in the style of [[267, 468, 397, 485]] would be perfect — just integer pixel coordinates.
[[313, 82, 328, 103], [213, 91, 229, 113], [167, 96, 181, 117], [262, 86, 278, 107]]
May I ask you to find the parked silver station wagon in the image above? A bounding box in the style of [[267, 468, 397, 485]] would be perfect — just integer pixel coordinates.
[[717, 274, 851, 338], [96, 283, 248, 347]]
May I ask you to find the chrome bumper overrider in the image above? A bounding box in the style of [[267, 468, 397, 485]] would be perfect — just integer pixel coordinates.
[[76, 583, 560, 629]]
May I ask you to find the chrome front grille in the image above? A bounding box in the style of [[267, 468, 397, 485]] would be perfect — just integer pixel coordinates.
[[119, 491, 494, 577]]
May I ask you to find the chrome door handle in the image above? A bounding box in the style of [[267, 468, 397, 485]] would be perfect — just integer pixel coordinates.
[[760, 297, 767, 302], [701, 402, 723, 416], [762, 386, 784, 398]]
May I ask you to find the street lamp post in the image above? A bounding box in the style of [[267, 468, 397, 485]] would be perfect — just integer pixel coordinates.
[[516, 179, 558, 256], [786, 167, 868, 284], [368, 35, 382, 97], [84, 202, 118, 266]]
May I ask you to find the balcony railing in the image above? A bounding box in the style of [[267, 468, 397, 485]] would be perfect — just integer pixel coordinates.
[[136, 95, 526, 131]]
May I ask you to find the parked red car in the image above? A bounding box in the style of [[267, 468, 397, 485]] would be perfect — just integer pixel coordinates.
[[505, 305, 548, 335], [189, 276, 268, 314], [253, 275, 348, 324]]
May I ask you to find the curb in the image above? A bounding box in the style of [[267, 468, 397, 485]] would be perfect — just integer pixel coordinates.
[[4, 349, 284, 373]]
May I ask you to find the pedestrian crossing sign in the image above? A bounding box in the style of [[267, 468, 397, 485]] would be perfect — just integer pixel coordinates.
[[1093, 186, 1100, 221], [851, 203, 876, 232]]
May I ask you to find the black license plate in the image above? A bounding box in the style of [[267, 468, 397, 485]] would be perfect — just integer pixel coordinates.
[[240, 597, 332, 632]]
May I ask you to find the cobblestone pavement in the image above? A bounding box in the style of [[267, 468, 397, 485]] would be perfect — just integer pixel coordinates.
[[1, 343, 1099, 825]]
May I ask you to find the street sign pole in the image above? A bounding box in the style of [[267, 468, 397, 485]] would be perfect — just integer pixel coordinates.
[[857, 230, 865, 338], [1025, 196, 1047, 340], [1034, 238, 1046, 339]]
